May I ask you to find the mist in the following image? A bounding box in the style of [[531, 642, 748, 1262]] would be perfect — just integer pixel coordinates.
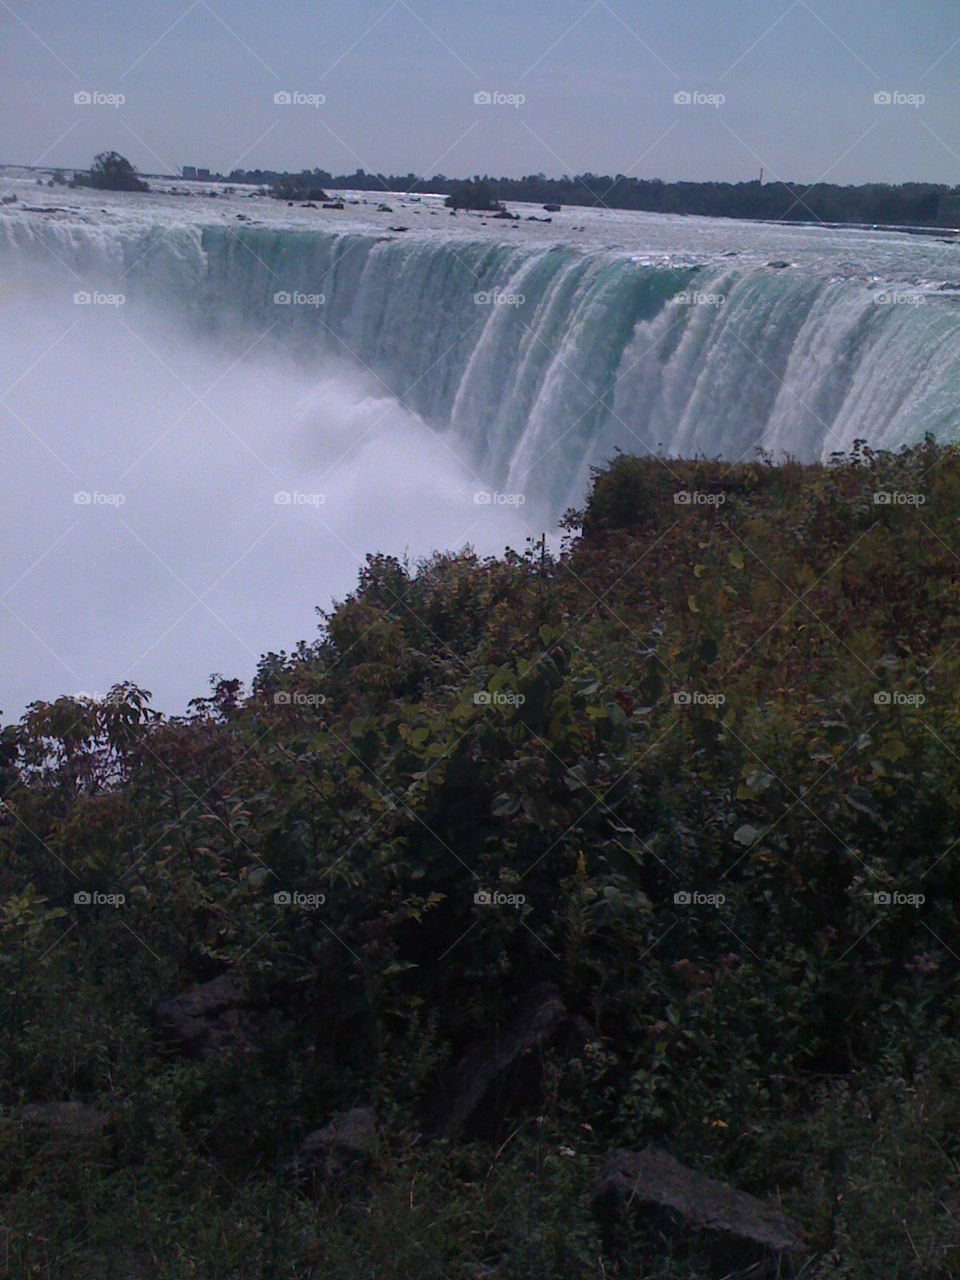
[[0, 282, 537, 721]]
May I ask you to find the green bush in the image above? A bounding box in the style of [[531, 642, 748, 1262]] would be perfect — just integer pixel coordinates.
[[2, 440, 959, 1277]]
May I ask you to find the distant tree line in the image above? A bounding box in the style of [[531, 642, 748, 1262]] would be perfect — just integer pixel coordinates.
[[225, 165, 960, 226]]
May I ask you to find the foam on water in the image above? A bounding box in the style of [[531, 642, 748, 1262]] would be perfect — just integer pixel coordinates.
[[5, 185, 960, 515]]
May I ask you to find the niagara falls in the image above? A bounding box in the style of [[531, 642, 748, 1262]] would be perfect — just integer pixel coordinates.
[[4, 183, 960, 715], [3, 3, 960, 1277]]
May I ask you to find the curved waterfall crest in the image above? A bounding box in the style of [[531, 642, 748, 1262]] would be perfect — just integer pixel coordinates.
[[4, 214, 959, 514]]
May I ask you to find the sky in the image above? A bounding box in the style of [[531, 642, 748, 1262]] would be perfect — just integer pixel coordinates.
[[2, 0, 960, 186]]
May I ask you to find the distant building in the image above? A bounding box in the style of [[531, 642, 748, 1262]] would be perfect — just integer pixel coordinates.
[[182, 165, 197, 180], [197, 168, 211, 181], [937, 195, 960, 227]]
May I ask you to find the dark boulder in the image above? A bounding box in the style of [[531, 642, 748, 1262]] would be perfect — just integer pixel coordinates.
[[292, 1107, 378, 1193], [17, 1100, 107, 1139], [424, 983, 593, 1139], [152, 969, 259, 1059], [593, 1146, 807, 1274]]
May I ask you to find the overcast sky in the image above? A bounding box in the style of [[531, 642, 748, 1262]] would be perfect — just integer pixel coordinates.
[[3, 0, 960, 184]]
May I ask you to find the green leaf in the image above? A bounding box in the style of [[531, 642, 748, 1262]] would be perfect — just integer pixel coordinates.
[[573, 676, 602, 697], [878, 735, 907, 762], [491, 793, 521, 817], [522, 791, 552, 829], [734, 823, 763, 846], [488, 666, 513, 695]]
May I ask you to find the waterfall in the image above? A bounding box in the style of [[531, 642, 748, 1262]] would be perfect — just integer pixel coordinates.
[[4, 212, 959, 516]]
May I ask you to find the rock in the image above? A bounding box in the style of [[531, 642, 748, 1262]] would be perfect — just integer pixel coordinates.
[[152, 969, 258, 1059], [387, 225, 409, 233], [292, 1107, 377, 1189], [299, 1107, 377, 1160], [593, 1146, 806, 1272], [377, 203, 393, 212], [424, 983, 569, 1139], [543, 202, 561, 212], [323, 201, 345, 210], [17, 1100, 106, 1138]]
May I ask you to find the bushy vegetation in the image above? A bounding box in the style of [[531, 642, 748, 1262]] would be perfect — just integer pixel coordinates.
[[72, 151, 149, 193], [2, 441, 960, 1277], [444, 180, 505, 212]]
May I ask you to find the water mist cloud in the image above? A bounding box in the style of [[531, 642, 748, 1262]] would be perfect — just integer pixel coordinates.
[[0, 286, 535, 721]]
